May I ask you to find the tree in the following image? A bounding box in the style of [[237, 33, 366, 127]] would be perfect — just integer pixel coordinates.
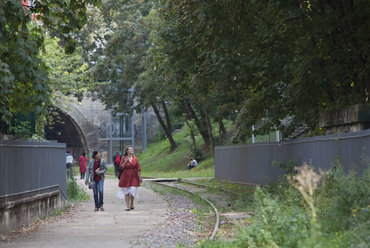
[[0, 0, 101, 134], [154, 0, 369, 142], [80, 0, 369, 149], [151, 0, 248, 151], [81, 0, 179, 150], [232, 0, 370, 140], [0, 1, 48, 128], [41, 35, 91, 102]]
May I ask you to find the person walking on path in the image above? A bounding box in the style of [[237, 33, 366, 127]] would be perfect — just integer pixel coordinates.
[[79, 152, 88, 179], [117, 146, 143, 211], [113, 152, 121, 179], [85, 151, 107, 211]]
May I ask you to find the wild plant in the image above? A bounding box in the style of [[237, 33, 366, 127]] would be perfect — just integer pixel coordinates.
[[288, 163, 325, 222]]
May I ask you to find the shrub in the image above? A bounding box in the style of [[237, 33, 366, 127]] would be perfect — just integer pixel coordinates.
[[315, 158, 370, 246], [67, 177, 89, 202], [196, 157, 370, 247]]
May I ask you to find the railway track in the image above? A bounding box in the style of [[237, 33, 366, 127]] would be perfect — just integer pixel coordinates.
[[179, 179, 242, 197], [148, 179, 222, 240], [145, 177, 253, 244]]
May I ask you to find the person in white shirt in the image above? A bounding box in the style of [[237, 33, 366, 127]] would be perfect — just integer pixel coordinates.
[[66, 151, 73, 178], [66, 151, 73, 167]]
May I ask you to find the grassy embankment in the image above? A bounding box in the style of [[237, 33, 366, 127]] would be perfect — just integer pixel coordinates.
[[101, 124, 216, 178], [137, 126, 215, 178]]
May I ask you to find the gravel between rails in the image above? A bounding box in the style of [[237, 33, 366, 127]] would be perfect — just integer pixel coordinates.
[[130, 192, 208, 248]]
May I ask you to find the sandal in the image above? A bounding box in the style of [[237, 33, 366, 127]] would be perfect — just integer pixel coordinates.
[[125, 208, 130, 211], [130, 207, 134, 210], [100, 207, 104, 211], [94, 208, 99, 212]]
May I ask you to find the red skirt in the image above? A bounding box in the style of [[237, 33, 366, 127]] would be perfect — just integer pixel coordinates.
[[118, 168, 140, 187]]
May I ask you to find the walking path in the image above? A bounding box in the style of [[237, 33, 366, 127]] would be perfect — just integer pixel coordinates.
[[1, 178, 168, 248]]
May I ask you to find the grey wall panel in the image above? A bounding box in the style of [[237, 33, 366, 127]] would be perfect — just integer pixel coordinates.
[[0, 141, 66, 197], [215, 130, 370, 185]]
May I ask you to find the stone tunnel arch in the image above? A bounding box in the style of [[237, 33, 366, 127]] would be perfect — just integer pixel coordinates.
[[45, 107, 89, 160], [45, 99, 105, 159], [44, 97, 160, 163]]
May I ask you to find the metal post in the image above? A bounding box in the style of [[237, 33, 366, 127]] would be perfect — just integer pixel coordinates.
[[128, 86, 135, 148], [252, 125, 255, 144], [109, 110, 113, 164], [142, 108, 147, 152], [131, 114, 135, 148]]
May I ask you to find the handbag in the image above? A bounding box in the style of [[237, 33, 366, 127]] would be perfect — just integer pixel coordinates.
[[88, 181, 95, 189]]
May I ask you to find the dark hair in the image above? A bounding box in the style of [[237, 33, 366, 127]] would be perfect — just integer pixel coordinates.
[[123, 145, 133, 156], [82, 152, 86, 156], [92, 151, 98, 159]]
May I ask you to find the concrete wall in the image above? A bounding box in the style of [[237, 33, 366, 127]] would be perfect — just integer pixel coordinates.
[[0, 187, 65, 234], [0, 140, 67, 234], [215, 129, 370, 185]]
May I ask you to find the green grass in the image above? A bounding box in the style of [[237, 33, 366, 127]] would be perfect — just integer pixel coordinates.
[[137, 126, 215, 178]]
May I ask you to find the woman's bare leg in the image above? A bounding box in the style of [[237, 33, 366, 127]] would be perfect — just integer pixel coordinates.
[[130, 195, 135, 209], [125, 194, 130, 209]]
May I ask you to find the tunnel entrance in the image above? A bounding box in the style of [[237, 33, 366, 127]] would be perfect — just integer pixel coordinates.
[[45, 107, 88, 160]]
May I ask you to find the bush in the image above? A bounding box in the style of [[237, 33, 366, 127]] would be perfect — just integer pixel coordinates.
[[67, 177, 89, 202], [196, 157, 370, 247], [315, 159, 370, 246]]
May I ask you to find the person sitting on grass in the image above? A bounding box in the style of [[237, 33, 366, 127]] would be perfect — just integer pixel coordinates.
[[185, 158, 197, 171]]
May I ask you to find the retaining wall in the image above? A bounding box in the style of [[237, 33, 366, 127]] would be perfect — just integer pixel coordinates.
[[0, 140, 67, 234]]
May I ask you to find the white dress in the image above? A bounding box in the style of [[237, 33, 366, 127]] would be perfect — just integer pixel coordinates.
[[116, 186, 139, 199]]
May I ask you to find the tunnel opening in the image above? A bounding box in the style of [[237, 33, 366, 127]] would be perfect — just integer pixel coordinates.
[[45, 107, 88, 160]]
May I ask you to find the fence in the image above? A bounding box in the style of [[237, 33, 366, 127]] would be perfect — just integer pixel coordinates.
[[215, 129, 370, 185], [0, 140, 67, 233]]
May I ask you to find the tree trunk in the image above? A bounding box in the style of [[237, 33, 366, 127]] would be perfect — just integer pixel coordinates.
[[184, 118, 196, 149], [182, 100, 210, 147], [203, 104, 214, 156], [217, 109, 226, 144], [35, 113, 46, 138], [162, 101, 172, 133], [151, 103, 177, 150]]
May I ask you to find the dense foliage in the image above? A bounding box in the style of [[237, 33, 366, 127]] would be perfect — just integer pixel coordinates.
[[152, 0, 369, 141], [1, 0, 369, 145], [82, 0, 369, 150], [0, 0, 100, 134]]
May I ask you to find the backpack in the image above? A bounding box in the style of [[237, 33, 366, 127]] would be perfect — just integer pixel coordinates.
[[115, 155, 121, 165]]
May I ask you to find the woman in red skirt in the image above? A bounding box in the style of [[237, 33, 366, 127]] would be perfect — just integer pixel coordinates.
[[79, 152, 88, 179], [116, 146, 142, 211]]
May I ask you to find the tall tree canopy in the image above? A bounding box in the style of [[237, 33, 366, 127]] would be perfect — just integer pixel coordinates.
[[81, 0, 180, 150], [83, 0, 369, 147], [151, 0, 369, 141]]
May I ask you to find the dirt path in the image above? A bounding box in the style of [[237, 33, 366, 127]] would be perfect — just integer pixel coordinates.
[[1, 178, 168, 248]]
